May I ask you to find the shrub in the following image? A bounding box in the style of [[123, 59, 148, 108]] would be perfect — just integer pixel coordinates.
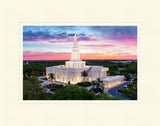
[[51, 85, 97, 100], [97, 93, 123, 100], [77, 82, 92, 87]]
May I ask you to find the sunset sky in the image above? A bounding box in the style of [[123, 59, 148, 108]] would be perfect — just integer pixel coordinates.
[[23, 26, 137, 60]]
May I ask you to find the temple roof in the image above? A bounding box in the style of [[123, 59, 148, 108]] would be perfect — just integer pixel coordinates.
[[66, 60, 85, 62], [101, 75, 125, 82]]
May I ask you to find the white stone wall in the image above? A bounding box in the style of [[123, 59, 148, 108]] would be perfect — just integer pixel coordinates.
[[46, 65, 109, 84], [46, 67, 54, 78], [102, 76, 125, 89]]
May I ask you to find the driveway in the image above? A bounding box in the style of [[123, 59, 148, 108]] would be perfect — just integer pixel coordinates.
[[106, 81, 132, 100]]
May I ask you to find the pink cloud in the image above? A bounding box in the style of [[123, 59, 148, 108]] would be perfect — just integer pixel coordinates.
[[23, 51, 71, 60], [80, 44, 115, 49], [23, 51, 137, 60]]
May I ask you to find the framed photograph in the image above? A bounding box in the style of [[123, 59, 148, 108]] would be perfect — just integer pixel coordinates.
[[1, 0, 160, 126], [22, 25, 137, 100]]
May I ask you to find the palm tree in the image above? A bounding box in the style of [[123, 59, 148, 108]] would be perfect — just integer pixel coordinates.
[[42, 67, 46, 76], [48, 73, 55, 86], [81, 71, 88, 84]]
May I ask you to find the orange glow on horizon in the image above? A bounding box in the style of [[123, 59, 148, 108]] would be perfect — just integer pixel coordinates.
[[23, 52, 137, 60]]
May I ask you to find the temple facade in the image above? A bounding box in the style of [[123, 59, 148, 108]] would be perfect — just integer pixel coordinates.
[[101, 76, 125, 88], [46, 32, 124, 87]]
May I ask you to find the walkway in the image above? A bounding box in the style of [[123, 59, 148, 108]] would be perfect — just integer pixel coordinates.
[[104, 81, 132, 100], [86, 85, 94, 91], [38, 76, 54, 94], [38, 76, 51, 86], [43, 88, 54, 94]]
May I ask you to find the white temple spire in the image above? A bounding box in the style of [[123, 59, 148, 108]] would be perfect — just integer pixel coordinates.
[[71, 32, 80, 60]]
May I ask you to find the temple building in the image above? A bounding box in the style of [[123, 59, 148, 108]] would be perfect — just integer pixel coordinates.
[[101, 76, 125, 88], [46, 33, 125, 88]]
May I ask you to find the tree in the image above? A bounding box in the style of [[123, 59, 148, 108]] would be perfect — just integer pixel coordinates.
[[48, 73, 55, 86], [97, 78, 100, 82], [97, 93, 122, 100], [124, 73, 130, 81], [51, 85, 96, 100], [51, 85, 122, 100], [126, 65, 137, 74], [42, 67, 46, 76], [103, 63, 119, 75], [118, 83, 137, 100], [81, 70, 88, 84], [23, 76, 48, 100]]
